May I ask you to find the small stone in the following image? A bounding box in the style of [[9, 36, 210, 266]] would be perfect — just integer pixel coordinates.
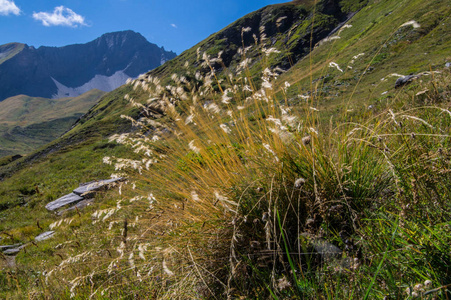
[[35, 231, 55, 242], [395, 74, 416, 89]]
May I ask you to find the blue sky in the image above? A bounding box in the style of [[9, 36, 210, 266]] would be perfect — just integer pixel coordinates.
[[0, 0, 288, 54]]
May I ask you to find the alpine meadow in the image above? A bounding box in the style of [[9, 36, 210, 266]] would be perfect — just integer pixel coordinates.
[[1, 0, 451, 299]]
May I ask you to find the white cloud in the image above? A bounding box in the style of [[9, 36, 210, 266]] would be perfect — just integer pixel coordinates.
[[33, 6, 87, 27], [0, 0, 21, 16], [170, 23, 177, 28]]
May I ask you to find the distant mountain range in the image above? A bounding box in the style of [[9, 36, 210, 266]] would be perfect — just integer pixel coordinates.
[[0, 30, 176, 101]]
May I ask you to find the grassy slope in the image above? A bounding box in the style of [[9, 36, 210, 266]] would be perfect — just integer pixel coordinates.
[[0, 82, 146, 222], [280, 0, 450, 115], [149, 0, 341, 88], [0, 43, 24, 65], [0, 89, 106, 156], [0, 0, 327, 257], [0, 0, 450, 298]]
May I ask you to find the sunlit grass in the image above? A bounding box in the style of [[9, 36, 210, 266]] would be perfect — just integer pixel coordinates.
[[1, 0, 450, 298]]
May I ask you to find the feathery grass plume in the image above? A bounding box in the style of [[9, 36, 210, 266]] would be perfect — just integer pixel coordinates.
[[276, 16, 287, 28], [220, 123, 232, 134], [329, 61, 343, 72], [400, 20, 421, 28]]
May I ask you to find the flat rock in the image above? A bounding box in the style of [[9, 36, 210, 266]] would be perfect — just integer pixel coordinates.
[[35, 231, 55, 242], [45, 193, 84, 211], [0, 243, 22, 251], [73, 178, 124, 195], [3, 244, 26, 255], [57, 198, 94, 216]]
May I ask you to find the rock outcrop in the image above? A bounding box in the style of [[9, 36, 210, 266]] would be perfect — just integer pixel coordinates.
[[0, 31, 176, 101], [45, 178, 125, 211]]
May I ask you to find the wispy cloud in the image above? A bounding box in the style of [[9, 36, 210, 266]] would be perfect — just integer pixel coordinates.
[[0, 0, 21, 16], [170, 23, 177, 28], [33, 6, 87, 27]]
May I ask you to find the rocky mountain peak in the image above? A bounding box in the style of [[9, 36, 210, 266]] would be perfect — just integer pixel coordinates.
[[0, 31, 177, 101], [96, 30, 147, 49]]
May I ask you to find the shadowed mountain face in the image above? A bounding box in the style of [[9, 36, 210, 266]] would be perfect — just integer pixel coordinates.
[[0, 30, 176, 101]]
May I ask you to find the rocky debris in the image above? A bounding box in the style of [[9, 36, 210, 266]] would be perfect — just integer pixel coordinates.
[[56, 199, 94, 216], [3, 244, 27, 255], [0, 243, 22, 251], [45, 177, 125, 212], [395, 74, 417, 88], [1, 231, 55, 261], [35, 231, 55, 242], [45, 193, 84, 211], [73, 178, 124, 196]]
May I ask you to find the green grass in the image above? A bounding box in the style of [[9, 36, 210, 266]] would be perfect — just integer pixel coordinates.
[[1, 0, 450, 298], [0, 89, 106, 156], [0, 43, 24, 65]]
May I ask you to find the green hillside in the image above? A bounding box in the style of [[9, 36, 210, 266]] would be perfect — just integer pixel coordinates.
[[1, 0, 450, 298], [0, 90, 106, 157], [0, 43, 24, 65]]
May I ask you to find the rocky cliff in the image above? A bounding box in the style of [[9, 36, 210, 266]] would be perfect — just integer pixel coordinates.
[[0, 30, 176, 101]]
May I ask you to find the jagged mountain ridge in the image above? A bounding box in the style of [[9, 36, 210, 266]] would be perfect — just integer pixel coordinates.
[[0, 30, 176, 101]]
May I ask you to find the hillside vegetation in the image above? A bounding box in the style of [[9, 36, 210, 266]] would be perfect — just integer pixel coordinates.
[[1, 0, 450, 298], [0, 90, 106, 157]]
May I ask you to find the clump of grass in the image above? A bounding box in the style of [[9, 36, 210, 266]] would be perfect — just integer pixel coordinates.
[[25, 3, 451, 298], [39, 35, 451, 298]]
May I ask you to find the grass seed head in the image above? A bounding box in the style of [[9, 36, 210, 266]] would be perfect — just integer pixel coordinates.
[[302, 135, 311, 145], [295, 178, 306, 189]]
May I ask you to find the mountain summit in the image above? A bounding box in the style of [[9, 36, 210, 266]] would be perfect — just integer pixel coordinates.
[[0, 30, 176, 101]]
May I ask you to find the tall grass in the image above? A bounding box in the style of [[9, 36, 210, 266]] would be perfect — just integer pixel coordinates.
[[38, 16, 451, 300]]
